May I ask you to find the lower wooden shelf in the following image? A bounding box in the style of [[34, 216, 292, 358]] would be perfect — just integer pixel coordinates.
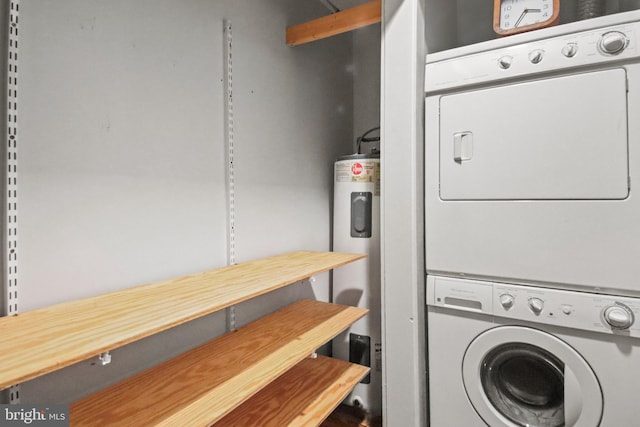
[[70, 299, 367, 426], [322, 405, 383, 427], [216, 356, 369, 427]]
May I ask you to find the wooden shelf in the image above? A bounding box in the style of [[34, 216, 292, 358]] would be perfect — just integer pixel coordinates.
[[286, 0, 381, 46], [70, 299, 368, 426], [0, 251, 365, 390], [216, 356, 369, 427], [322, 405, 381, 427]]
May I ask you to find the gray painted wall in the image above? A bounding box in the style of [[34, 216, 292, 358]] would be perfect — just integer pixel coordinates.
[[353, 24, 381, 153], [14, 0, 355, 403]]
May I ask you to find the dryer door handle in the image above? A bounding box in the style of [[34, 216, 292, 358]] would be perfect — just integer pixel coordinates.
[[453, 131, 473, 163], [565, 366, 582, 425]]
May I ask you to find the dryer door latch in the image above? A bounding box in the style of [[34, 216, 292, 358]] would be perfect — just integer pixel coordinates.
[[454, 131, 473, 163]]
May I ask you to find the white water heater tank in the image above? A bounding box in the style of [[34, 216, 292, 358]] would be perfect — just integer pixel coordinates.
[[332, 153, 381, 416]]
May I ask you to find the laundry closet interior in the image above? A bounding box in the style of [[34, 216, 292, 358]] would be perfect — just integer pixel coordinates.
[[0, 0, 389, 425], [3, 0, 640, 426]]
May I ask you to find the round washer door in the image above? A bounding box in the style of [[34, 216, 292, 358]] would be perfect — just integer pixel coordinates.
[[463, 326, 603, 427]]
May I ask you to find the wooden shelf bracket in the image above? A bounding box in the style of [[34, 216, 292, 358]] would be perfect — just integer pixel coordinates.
[[286, 0, 381, 46]]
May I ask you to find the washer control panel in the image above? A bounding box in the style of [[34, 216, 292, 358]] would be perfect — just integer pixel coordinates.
[[426, 275, 640, 338], [425, 20, 639, 93]]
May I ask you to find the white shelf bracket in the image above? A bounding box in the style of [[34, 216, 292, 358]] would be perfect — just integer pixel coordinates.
[[223, 20, 237, 332], [98, 351, 112, 366], [5, 0, 21, 405]]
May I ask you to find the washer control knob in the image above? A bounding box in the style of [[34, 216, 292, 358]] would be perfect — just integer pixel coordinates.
[[561, 43, 578, 58], [529, 49, 544, 64], [603, 304, 635, 329], [499, 294, 515, 310], [528, 297, 544, 315], [498, 55, 513, 69], [599, 31, 628, 55]]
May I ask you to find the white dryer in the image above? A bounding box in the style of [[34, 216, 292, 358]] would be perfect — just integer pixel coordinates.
[[425, 11, 640, 296], [427, 275, 640, 426]]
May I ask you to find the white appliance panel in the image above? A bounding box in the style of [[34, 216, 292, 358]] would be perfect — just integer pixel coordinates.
[[426, 276, 640, 427], [425, 16, 640, 91], [439, 69, 629, 200], [425, 16, 640, 295]]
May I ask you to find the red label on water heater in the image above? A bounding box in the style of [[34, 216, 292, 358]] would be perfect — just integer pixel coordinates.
[[352, 162, 363, 175]]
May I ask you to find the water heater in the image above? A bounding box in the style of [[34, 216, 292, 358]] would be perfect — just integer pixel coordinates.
[[332, 153, 381, 416]]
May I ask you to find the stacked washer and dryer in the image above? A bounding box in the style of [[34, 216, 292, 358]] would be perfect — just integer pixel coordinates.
[[425, 10, 640, 427]]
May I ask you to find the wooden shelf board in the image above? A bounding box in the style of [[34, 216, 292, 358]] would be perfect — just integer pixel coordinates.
[[216, 356, 369, 427], [286, 0, 381, 46], [70, 299, 368, 426], [0, 251, 365, 390], [322, 405, 382, 427]]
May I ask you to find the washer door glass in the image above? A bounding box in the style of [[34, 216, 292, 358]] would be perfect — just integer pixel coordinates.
[[463, 326, 603, 427], [481, 343, 564, 426]]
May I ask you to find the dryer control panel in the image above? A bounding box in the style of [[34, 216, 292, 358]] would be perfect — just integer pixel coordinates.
[[426, 275, 640, 338], [425, 20, 640, 93]]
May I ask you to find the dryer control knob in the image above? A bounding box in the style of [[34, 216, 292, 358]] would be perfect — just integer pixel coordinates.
[[528, 49, 545, 64], [500, 294, 515, 310], [598, 31, 628, 55], [603, 304, 635, 330], [561, 43, 578, 58], [528, 297, 544, 315], [498, 55, 513, 69]]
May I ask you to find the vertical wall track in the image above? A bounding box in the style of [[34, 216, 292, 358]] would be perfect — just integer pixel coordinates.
[[5, 0, 20, 404], [223, 20, 237, 332]]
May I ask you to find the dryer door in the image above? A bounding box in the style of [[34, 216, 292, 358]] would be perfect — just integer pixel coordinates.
[[462, 326, 602, 427], [438, 68, 629, 201]]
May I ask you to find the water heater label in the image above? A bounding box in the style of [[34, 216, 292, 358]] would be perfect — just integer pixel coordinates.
[[336, 163, 353, 182], [336, 161, 381, 195]]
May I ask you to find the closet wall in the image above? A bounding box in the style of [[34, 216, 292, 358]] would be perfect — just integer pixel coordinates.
[[353, 24, 381, 149], [10, 0, 362, 403], [381, 0, 427, 425]]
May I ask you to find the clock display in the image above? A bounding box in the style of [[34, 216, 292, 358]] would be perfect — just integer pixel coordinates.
[[494, 0, 560, 36], [501, 0, 553, 30]]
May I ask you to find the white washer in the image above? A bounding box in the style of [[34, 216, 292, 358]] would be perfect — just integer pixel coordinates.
[[425, 11, 640, 296], [427, 275, 640, 426]]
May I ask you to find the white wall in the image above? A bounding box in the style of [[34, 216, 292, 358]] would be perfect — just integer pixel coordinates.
[[230, 0, 354, 325], [381, 0, 427, 425], [13, 0, 354, 403], [19, 0, 228, 311]]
